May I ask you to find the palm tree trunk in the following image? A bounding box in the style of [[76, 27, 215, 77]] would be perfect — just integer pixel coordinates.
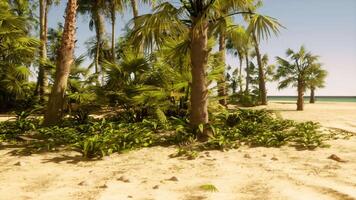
[[44, 0, 77, 126], [36, 0, 48, 102], [130, 0, 139, 20], [111, 6, 116, 62], [252, 32, 267, 105], [238, 54, 243, 93], [310, 87, 315, 103], [94, 7, 105, 84], [245, 52, 250, 93], [190, 21, 209, 137], [218, 30, 227, 106], [297, 79, 304, 111]]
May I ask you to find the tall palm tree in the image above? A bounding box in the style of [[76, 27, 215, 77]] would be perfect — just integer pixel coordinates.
[[44, 0, 78, 125], [36, 0, 59, 102], [129, 1, 256, 138], [275, 46, 320, 111], [227, 25, 249, 93], [305, 64, 327, 103], [246, 13, 283, 105], [78, 0, 106, 77], [106, 0, 124, 62]]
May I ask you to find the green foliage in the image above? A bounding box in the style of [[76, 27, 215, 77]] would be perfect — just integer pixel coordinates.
[[0, 108, 327, 158], [199, 184, 219, 192], [170, 147, 199, 160], [73, 120, 155, 158], [0, 1, 39, 111], [290, 122, 324, 149]]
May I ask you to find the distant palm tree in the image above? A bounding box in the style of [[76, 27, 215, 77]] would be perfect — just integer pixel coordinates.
[[36, 0, 59, 102], [44, 0, 78, 125], [106, 0, 124, 62], [275, 46, 321, 111], [305, 64, 327, 103], [246, 10, 283, 105], [78, 0, 106, 76]]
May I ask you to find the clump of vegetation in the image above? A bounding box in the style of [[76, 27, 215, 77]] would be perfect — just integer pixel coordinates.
[[290, 122, 325, 149], [199, 184, 219, 192], [0, 109, 329, 158]]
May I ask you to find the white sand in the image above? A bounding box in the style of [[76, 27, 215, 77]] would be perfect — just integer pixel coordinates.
[[0, 102, 355, 200]]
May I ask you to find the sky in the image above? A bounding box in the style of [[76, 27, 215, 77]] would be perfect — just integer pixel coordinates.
[[47, 0, 356, 96]]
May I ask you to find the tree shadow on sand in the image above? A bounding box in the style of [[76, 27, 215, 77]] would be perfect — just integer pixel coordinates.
[[42, 154, 99, 164]]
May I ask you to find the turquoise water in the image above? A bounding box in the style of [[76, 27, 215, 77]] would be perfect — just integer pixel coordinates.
[[268, 96, 356, 103]]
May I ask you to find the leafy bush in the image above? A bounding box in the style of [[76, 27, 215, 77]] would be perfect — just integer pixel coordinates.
[[0, 108, 327, 158], [290, 122, 324, 149], [73, 120, 155, 158]]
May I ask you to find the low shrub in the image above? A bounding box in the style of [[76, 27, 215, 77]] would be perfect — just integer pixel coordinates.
[[0, 109, 328, 158]]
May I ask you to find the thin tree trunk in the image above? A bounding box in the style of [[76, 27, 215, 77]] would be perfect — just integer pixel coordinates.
[[190, 21, 209, 138], [96, 10, 105, 84], [44, 0, 77, 126], [252, 32, 267, 105], [218, 30, 227, 106], [238, 53, 243, 93], [111, 6, 116, 62], [310, 87, 315, 103], [130, 0, 139, 20], [36, 0, 48, 102], [245, 51, 250, 93], [297, 79, 304, 111]]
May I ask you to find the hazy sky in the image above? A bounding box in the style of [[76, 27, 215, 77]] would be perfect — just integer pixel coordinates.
[[47, 0, 356, 96]]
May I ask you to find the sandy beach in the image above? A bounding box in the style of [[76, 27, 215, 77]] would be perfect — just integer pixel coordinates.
[[0, 102, 355, 200]]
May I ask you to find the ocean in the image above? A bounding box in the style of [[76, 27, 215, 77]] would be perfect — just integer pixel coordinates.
[[268, 96, 356, 103]]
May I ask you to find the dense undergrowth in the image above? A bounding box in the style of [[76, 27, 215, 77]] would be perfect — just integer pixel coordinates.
[[0, 109, 328, 159]]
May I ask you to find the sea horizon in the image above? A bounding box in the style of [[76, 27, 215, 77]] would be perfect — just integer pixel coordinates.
[[268, 96, 356, 102]]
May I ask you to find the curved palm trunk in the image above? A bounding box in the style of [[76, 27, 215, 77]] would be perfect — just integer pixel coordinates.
[[252, 33, 267, 105], [245, 52, 250, 93], [310, 87, 315, 103], [36, 0, 49, 102], [190, 21, 209, 138], [218, 30, 227, 106], [297, 79, 305, 111], [44, 0, 77, 126]]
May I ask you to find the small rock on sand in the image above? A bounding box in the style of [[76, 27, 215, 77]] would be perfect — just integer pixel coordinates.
[[117, 176, 130, 183], [271, 156, 278, 161], [14, 161, 24, 166], [166, 176, 179, 181], [244, 154, 251, 159], [328, 154, 347, 163]]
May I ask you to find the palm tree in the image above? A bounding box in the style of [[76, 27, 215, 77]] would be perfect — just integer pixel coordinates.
[[106, 0, 124, 62], [246, 12, 283, 105], [305, 64, 327, 103], [78, 0, 106, 77], [36, 0, 59, 102], [129, 0, 156, 26], [129, 1, 256, 138], [227, 25, 249, 94], [275, 46, 320, 111], [0, 1, 39, 110], [44, 0, 78, 125]]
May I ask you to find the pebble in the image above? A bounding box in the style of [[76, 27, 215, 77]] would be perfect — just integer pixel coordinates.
[[117, 176, 130, 183], [167, 176, 179, 181], [244, 154, 251, 159]]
